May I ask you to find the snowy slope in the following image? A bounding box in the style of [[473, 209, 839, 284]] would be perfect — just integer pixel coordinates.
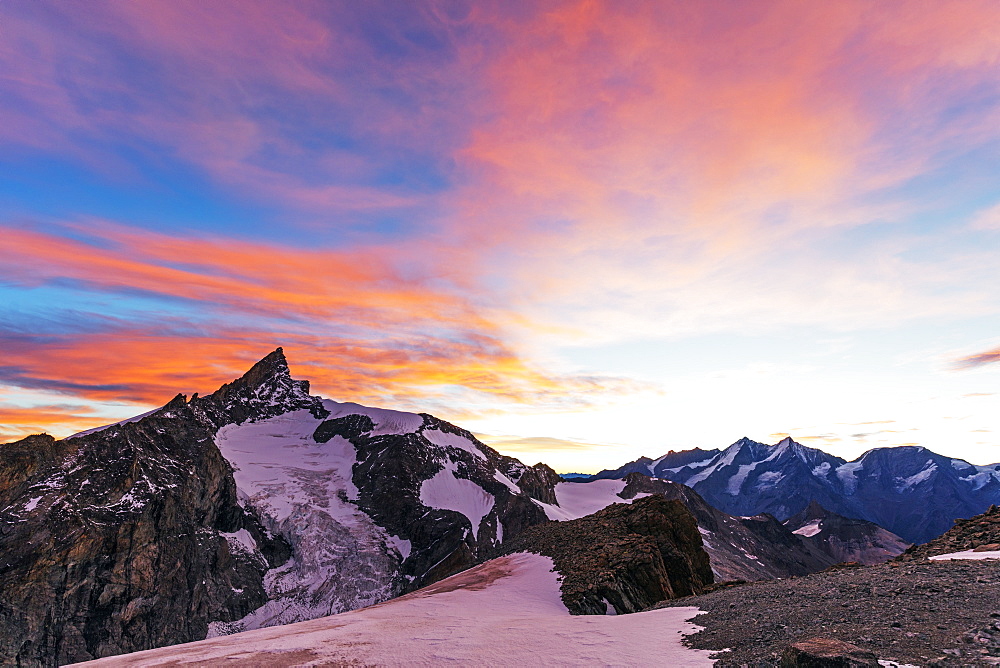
[[72, 552, 716, 668], [534, 478, 649, 521], [204, 395, 556, 637], [928, 550, 1000, 561], [210, 407, 400, 633]]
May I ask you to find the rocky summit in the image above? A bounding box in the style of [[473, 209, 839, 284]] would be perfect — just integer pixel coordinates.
[[491, 495, 713, 614], [0, 349, 563, 666]]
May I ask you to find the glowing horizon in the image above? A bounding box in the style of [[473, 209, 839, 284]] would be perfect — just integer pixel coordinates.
[[3, 1, 1000, 472]]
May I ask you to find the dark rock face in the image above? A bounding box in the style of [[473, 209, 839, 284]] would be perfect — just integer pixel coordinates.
[[0, 349, 561, 666], [577, 437, 1000, 544], [515, 462, 562, 505], [334, 414, 551, 589], [618, 473, 839, 581], [783, 501, 910, 565], [780, 638, 879, 667], [493, 495, 713, 614], [0, 384, 289, 665], [896, 503, 1000, 561]]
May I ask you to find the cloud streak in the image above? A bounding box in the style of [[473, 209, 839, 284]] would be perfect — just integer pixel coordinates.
[[956, 349, 1000, 369]]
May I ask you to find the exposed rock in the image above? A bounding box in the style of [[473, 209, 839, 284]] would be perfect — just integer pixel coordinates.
[[516, 462, 562, 505], [0, 386, 285, 665], [491, 495, 712, 614], [780, 637, 879, 667]]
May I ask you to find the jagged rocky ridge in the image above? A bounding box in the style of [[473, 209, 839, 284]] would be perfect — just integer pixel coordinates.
[[490, 495, 713, 614], [579, 436, 1000, 543], [0, 349, 562, 666]]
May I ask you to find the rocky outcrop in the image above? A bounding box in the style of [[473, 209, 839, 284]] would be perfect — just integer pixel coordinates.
[[618, 473, 839, 580], [492, 495, 713, 614], [515, 462, 562, 505], [896, 503, 1000, 561], [783, 501, 910, 565]]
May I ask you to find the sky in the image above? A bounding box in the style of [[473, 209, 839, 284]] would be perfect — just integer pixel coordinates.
[[3, 0, 1000, 473]]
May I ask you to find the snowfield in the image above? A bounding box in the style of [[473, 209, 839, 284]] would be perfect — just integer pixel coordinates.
[[928, 549, 1000, 561], [71, 552, 715, 667], [536, 478, 650, 521], [210, 407, 400, 634]]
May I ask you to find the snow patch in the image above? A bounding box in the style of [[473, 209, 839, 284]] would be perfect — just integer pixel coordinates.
[[386, 535, 411, 561], [835, 462, 864, 493], [811, 462, 831, 478], [895, 460, 936, 492], [727, 464, 757, 495], [419, 461, 495, 535], [24, 496, 42, 512], [221, 529, 258, 555], [928, 549, 1000, 561], [536, 479, 631, 521], [421, 428, 486, 459], [320, 399, 424, 436], [793, 520, 822, 537], [755, 470, 784, 488], [493, 470, 521, 494]]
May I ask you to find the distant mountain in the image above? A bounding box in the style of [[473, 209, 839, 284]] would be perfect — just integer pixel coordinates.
[[0, 349, 562, 665], [528, 471, 840, 581], [586, 447, 721, 481], [574, 437, 1000, 544], [783, 500, 910, 565]]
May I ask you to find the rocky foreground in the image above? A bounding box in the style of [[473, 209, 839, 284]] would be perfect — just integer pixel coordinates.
[[658, 559, 1000, 666]]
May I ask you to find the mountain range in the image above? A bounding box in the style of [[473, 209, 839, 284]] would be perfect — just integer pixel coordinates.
[[579, 436, 1000, 543], [0, 349, 985, 665]]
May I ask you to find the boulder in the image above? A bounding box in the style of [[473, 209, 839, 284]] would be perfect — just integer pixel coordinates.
[[781, 638, 879, 667]]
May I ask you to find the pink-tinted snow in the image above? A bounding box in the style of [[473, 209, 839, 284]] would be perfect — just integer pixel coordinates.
[[928, 549, 1000, 561], [70, 552, 716, 667]]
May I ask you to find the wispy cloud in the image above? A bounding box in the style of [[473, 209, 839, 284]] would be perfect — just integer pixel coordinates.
[[956, 349, 1000, 369]]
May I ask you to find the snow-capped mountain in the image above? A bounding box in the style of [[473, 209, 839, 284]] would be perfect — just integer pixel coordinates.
[[582, 436, 1000, 544], [0, 349, 561, 665]]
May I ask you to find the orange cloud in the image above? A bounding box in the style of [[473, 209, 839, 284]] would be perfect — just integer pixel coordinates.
[[0, 404, 114, 442], [0, 219, 647, 437]]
